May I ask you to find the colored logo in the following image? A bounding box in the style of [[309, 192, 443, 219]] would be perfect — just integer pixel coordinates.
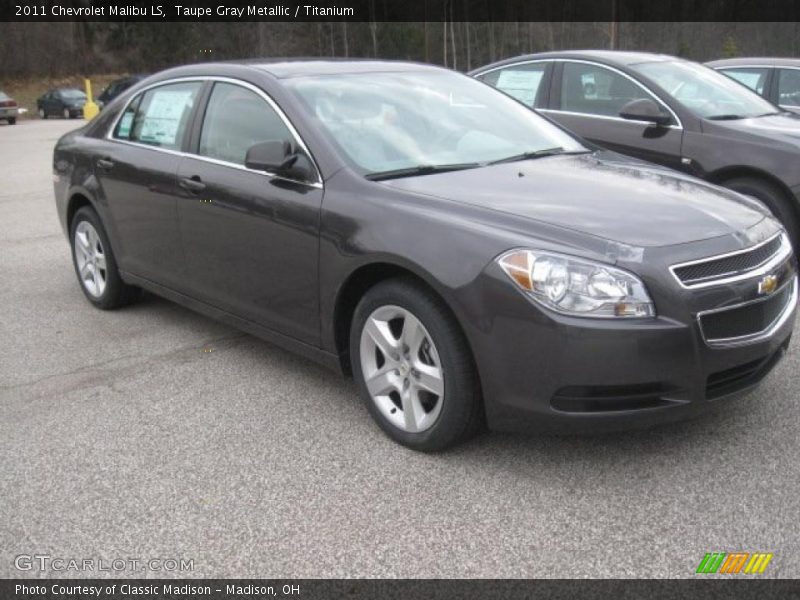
[[758, 274, 779, 295], [696, 552, 773, 574]]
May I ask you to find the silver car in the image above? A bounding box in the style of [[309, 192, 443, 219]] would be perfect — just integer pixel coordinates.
[[0, 91, 18, 125]]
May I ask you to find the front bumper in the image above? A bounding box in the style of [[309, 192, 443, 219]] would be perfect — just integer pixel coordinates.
[[462, 236, 797, 434]]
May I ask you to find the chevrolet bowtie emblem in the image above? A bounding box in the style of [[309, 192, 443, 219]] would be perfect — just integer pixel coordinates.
[[758, 274, 779, 295]]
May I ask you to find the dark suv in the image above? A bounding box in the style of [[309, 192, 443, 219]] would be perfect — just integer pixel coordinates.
[[472, 51, 800, 248]]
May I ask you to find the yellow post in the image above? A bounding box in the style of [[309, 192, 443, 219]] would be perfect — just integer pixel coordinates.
[[83, 78, 99, 121]]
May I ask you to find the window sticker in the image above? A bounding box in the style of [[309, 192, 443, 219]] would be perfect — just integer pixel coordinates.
[[139, 90, 194, 146], [496, 69, 544, 106]]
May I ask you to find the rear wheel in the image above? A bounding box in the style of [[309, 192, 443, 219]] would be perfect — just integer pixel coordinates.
[[723, 177, 800, 249], [7, 117, 15, 125], [350, 278, 482, 452], [70, 206, 141, 309]]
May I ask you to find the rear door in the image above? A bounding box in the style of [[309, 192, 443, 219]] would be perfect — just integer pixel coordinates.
[[42, 91, 57, 115], [175, 80, 323, 344], [96, 80, 203, 288], [542, 60, 684, 170]]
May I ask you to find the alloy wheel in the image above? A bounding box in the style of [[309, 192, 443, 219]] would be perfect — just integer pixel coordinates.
[[359, 305, 445, 433], [73, 221, 107, 298]]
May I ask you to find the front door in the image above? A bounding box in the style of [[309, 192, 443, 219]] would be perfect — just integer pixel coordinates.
[[176, 81, 323, 345], [544, 61, 684, 171]]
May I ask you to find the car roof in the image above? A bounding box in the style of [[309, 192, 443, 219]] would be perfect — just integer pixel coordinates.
[[706, 57, 800, 68], [174, 58, 448, 79], [471, 49, 677, 73]]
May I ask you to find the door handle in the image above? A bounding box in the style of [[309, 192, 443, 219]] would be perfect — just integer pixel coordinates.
[[179, 176, 206, 193], [96, 158, 114, 170]]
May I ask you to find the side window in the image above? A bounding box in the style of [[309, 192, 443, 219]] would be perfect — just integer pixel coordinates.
[[198, 82, 293, 166], [719, 68, 769, 95], [561, 62, 651, 117], [476, 63, 547, 108], [777, 69, 800, 108], [113, 81, 201, 150]]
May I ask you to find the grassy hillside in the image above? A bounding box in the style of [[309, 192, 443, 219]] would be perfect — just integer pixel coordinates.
[[1, 74, 126, 119]]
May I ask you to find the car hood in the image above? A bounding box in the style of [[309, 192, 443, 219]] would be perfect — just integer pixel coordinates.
[[707, 112, 800, 144], [381, 153, 768, 248]]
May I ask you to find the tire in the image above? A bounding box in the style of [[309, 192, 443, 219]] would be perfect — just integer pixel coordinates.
[[8, 117, 16, 125], [724, 177, 800, 250], [70, 206, 141, 309], [38, 107, 46, 119], [350, 277, 482, 452], [63, 108, 71, 119]]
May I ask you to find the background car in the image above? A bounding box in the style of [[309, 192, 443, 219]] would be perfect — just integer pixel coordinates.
[[0, 90, 18, 124], [707, 57, 800, 114], [471, 50, 800, 248], [97, 75, 147, 109], [37, 87, 86, 119], [52, 60, 795, 451]]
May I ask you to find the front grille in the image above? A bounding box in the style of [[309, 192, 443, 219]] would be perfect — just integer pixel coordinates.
[[699, 280, 795, 343], [672, 234, 784, 286]]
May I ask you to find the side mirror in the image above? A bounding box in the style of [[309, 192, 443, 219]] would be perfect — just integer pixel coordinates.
[[619, 98, 672, 127], [245, 140, 315, 183]]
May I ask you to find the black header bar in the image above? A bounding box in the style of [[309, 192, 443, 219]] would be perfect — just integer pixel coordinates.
[[3, 0, 800, 22]]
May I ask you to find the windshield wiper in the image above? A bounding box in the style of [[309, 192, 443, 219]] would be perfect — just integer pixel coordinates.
[[706, 114, 746, 120], [707, 111, 783, 120], [365, 163, 480, 181], [486, 147, 588, 166]]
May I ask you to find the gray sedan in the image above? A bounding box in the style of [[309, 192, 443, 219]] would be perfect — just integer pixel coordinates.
[[472, 51, 800, 249], [53, 60, 796, 450]]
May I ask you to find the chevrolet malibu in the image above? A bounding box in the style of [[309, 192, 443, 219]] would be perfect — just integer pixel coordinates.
[[53, 60, 797, 451]]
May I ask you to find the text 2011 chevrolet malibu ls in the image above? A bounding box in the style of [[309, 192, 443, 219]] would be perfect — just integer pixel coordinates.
[[53, 60, 797, 451]]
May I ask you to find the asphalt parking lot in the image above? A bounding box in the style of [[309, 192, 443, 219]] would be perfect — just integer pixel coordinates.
[[1, 118, 799, 579]]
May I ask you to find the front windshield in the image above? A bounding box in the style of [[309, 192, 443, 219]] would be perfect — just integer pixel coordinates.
[[632, 60, 778, 119], [285, 70, 586, 176]]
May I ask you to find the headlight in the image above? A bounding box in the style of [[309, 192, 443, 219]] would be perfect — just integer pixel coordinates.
[[497, 249, 656, 318]]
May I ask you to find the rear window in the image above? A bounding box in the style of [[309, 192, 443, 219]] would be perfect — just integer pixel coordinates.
[[60, 89, 86, 100], [0, 92, 9, 100]]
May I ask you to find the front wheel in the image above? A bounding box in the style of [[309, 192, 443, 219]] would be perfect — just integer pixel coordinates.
[[350, 278, 482, 451], [724, 177, 800, 250], [63, 108, 71, 119], [70, 206, 141, 309], [38, 107, 46, 119]]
